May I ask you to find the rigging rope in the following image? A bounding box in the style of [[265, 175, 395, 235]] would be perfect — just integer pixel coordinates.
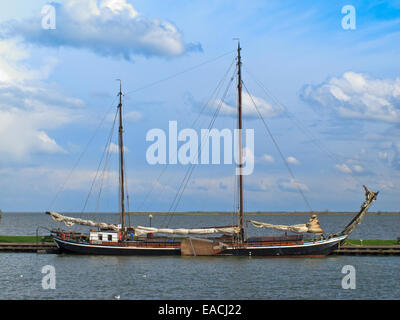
[[164, 67, 237, 227], [242, 65, 364, 187], [48, 51, 236, 230], [136, 58, 236, 214], [47, 94, 119, 222], [168, 69, 236, 212], [124, 50, 235, 96], [93, 135, 114, 219], [242, 80, 314, 212], [81, 106, 119, 217], [94, 109, 120, 220]]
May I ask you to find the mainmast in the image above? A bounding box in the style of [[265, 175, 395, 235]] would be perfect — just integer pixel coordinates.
[[117, 80, 126, 231], [236, 40, 244, 241]]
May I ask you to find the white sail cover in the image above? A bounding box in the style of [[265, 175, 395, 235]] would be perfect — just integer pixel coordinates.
[[46, 211, 120, 231], [134, 226, 241, 237], [47, 211, 240, 236], [249, 214, 323, 234]]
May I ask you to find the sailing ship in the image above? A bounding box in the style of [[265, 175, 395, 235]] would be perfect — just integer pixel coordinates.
[[46, 43, 379, 257]]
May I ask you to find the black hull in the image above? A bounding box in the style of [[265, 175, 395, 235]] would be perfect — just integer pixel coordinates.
[[53, 235, 346, 257], [54, 238, 180, 256], [224, 236, 346, 257]]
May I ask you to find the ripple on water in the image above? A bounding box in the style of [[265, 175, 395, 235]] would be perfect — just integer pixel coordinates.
[[0, 253, 399, 299]]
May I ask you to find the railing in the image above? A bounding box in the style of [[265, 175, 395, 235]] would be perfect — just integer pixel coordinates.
[[86, 239, 181, 248], [35, 226, 53, 246], [245, 240, 304, 247]]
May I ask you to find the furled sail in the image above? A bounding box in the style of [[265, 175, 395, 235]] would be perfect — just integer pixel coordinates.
[[249, 214, 324, 234], [46, 211, 120, 231], [47, 211, 240, 236], [134, 226, 241, 237]]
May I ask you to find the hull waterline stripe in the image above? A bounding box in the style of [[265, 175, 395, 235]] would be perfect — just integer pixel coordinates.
[[226, 235, 347, 250]]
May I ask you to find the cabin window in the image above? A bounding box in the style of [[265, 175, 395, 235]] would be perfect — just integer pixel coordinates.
[[108, 235, 112, 241], [98, 234, 103, 241]]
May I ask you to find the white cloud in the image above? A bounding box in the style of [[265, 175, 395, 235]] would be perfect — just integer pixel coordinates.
[[278, 178, 309, 192], [263, 154, 274, 163], [247, 178, 275, 192], [187, 176, 233, 194], [106, 142, 128, 154], [99, 0, 138, 18], [243, 146, 254, 164], [0, 166, 120, 199], [335, 163, 352, 174], [108, 110, 142, 123], [378, 151, 388, 160], [377, 180, 395, 191], [1, 0, 201, 60], [301, 71, 400, 123], [187, 175, 276, 195], [0, 39, 60, 83], [392, 142, 400, 170], [287, 156, 300, 165], [335, 163, 364, 174], [215, 92, 279, 119], [352, 164, 364, 173], [373, 139, 400, 171], [0, 40, 83, 161], [125, 111, 142, 122]]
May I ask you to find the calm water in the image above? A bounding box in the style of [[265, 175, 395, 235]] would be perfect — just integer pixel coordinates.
[[1, 211, 400, 239], [0, 212, 399, 300]]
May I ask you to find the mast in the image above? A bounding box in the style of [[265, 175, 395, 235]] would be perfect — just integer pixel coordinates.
[[117, 80, 126, 231], [236, 40, 244, 241]]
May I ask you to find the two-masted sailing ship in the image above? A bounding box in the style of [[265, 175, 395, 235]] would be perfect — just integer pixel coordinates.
[[46, 43, 378, 257]]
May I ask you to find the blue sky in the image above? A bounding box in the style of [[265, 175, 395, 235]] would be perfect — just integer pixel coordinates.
[[0, 0, 399, 213]]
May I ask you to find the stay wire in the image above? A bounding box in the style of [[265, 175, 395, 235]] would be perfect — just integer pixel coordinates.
[[93, 130, 115, 220], [170, 69, 236, 214], [242, 65, 364, 187], [164, 67, 237, 227], [169, 68, 236, 215], [94, 109, 120, 220], [94, 94, 128, 219], [136, 57, 236, 213], [80, 107, 119, 216], [242, 80, 314, 212], [47, 94, 119, 213], [124, 50, 235, 96]]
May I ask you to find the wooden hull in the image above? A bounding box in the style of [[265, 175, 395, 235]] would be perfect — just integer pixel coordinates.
[[53, 235, 346, 257]]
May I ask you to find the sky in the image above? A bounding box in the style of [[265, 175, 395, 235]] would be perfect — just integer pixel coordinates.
[[0, 0, 399, 213]]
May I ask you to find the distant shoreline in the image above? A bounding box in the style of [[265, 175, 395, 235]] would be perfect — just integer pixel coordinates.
[[124, 211, 400, 216], [4, 211, 398, 215]]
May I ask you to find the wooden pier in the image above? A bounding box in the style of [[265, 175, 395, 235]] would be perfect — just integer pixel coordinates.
[[332, 245, 400, 255], [0, 242, 59, 254]]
